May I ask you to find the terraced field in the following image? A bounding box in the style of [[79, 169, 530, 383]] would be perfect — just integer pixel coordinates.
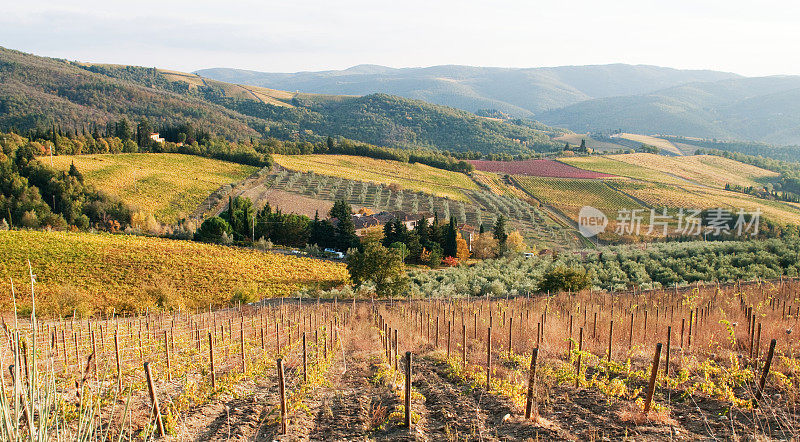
[[469, 158, 614, 178], [472, 170, 528, 198], [610, 180, 800, 225], [273, 154, 479, 201], [50, 153, 257, 223]]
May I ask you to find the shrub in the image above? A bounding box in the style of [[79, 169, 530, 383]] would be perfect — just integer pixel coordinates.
[[539, 266, 590, 293], [442, 256, 459, 267], [145, 277, 184, 311], [231, 283, 261, 305], [194, 216, 232, 242], [40, 285, 94, 318], [256, 237, 273, 250]]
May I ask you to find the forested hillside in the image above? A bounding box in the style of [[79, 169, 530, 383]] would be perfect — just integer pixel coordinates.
[[0, 47, 564, 156]]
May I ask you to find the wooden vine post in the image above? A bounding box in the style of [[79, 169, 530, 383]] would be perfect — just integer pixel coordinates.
[[208, 332, 216, 390], [524, 348, 539, 420], [756, 339, 777, 401], [144, 362, 165, 437], [278, 358, 288, 434], [462, 324, 467, 365], [114, 332, 122, 390], [643, 343, 663, 414], [486, 326, 492, 391], [303, 332, 308, 382], [404, 351, 412, 429], [575, 327, 583, 388], [164, 330, 171, 381]]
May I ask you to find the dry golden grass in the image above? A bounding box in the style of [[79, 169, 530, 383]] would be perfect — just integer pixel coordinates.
[[250, 85, 297, 101], [559, 156, 688, 186], [159, 69, 206, 88], [50, 153, 257, 223], [273, 154, 479, 201], [472, 171, 527, 198], [554, 133, 627, 152], [612, 153, 778, 188], [613, 133, 683, 155]]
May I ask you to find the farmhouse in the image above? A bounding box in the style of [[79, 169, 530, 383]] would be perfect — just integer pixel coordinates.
[[352, 211, 435, 236], [457, 223, 479, 250]]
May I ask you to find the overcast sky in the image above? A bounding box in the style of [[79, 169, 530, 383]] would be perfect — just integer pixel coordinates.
[[2, 0, 799, 76]]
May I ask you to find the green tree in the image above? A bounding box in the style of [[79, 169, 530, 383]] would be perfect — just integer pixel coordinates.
[[444, 218, 458, 257], [330, 199, 359, 251], [136, 118, 153, 147], [382, 220, 395, 247], [114, 118, 133, 141], [195, 216, 232, 243], [539, 266, 590, 293], [347, 241, 409, 297], [493, 214, 507, 245], [415, 216, 429, 245], [426, 243, 443, 268]]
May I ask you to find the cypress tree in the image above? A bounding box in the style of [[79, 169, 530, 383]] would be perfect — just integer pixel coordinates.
[[416, 216, 429, 245], [444, 218, 458, 257], [494, 214, 507, 245], [382, 220, 394, 247]]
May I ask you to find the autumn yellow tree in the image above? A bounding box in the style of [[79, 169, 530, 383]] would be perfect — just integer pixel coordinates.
[[506, 230, 528, 253], [456, 232, 471, 261], [471, 232, 499, 259]]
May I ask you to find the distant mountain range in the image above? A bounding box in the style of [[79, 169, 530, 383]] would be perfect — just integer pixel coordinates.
[[539, 76, 800, 145], [196, 64, 738, 117], [197, 65, 800, 145]]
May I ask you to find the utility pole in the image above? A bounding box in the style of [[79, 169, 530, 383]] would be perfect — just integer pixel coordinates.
[[252, 215, 256, 242]]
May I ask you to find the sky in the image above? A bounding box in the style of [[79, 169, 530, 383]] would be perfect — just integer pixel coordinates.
[[2, 0, 799, 76]]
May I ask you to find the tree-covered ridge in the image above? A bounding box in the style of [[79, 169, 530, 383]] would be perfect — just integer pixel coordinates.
[[0, 48, 259, 140], [59, 50, 565, 155], [307, 93, 563, 154], [0, 46, 567, 156]]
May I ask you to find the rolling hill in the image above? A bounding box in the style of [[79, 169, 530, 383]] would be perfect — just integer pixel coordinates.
[[537, 76, 800, 145], [196, 64, 738, 118], [0, 47, 564, 155], [197, 63, 800, 147], [49, 153, 258, 223]]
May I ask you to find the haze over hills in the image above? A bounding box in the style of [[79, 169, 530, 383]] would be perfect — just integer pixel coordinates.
[[538, 76, 800, 145], [198, 64, 800, 146], [196, 64, 739, 117]]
